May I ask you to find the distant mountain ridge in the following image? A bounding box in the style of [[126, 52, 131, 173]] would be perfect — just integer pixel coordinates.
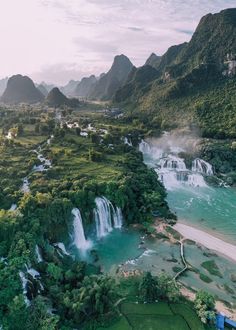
[[74, 75, 97, 98], [60, 80, 80, 97], [37, 84, 48, 97], [1, 75, 44, 104]]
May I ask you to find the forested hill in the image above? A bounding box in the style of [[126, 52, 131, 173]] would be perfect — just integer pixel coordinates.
[[114, 8, 236, 139]]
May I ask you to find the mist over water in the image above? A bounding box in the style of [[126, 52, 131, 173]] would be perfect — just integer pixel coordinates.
[[140, 132, 236, 244]]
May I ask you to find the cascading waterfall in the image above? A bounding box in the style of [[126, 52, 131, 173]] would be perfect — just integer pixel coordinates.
[[139, 139, 151, 153], [94, 197, 123, 238], [159, 156, 186, 171], [72, 208, 92, 250], [139, 140, 213, 190], [139, 139, 163, 159], [33, 149, 52, 172], [192, 158, 213, 175]]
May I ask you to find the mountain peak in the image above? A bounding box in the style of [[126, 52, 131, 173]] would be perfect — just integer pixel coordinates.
[[112, 54, 133, 67], [46, 87, 79, 107], [145, 53, 162, 68], [88, 54, 134, 100]]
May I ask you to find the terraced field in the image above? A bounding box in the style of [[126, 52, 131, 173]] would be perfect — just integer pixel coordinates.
[[99, 302, 205, 330]]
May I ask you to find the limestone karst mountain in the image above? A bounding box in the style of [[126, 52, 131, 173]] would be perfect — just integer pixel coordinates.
[[46, 87, 79, 107], [1, 75, 44, 104], [89, 54, 134, 100]]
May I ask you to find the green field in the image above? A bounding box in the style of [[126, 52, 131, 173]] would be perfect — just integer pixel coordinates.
[[99, 302, 205, 330]]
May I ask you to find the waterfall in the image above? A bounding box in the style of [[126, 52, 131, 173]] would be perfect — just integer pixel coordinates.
[[192, 158, 213, 175], [139, 139, 151, 153], [35, 245, 43, 263], [19, 271, 30, 306], [139, 140, 163, 159], [33, 149, 52, 172], [54, 242, 70, 256], [159, 156, 186, 171], [21, 178, 30, 193], [94, 197, 123, 238], [72, 208, 92, 250], [140, 139, 213, 191], [124, 137, 133, 146], [25, 264, 40, 279], [113, 207, 123, 228], [9, 204, 17, 211]]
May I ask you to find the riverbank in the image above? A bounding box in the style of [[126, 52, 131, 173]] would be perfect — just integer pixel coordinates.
[[174, 222, 236, 263]]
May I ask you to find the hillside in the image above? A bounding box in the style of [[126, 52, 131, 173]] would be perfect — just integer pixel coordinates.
[[46, 87, 79, 107], [114, 8, 236, 138], [1, 75, 44, 104], [89, 54, 134, 100]]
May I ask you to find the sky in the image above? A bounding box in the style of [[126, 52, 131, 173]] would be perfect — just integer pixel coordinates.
[[0, 0, 235, 85]]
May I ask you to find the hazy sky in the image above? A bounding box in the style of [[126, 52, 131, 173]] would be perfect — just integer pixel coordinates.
[[0, 0, 235, 85]]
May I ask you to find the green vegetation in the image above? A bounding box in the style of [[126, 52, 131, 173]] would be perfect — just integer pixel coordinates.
[[201, 260, 223, 278], [194, 290, 215, 324], [0, 105, 176, 329], [199, 273, 213, 284], [139, 272, 180, 304], [114, 9, 236, 146]]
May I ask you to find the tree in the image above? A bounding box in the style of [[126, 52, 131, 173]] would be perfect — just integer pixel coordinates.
[[194, 290, 215, 324], [4, 295, 28, 330], [139, 272, 158, 303], [75, 127, 81, 136], [17, 124, 24, 136], [156, 273, 180, 302], [63, 275, 118, 323], [27, 296, 60, 330], [90, 132, 100, 144]]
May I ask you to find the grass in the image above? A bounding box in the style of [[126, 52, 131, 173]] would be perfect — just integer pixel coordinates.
[[99, 302, 204, 330], [172, 266, 183, 273], [201, 260, 223, 278], [223, 283, 235, 295], [126, 314, 189, 330], [97, 317, 131, 330], [121, 302, 173, 315], [165, 226, 182, 240]]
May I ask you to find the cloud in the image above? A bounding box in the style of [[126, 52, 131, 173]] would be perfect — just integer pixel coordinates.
[[176, 29, 194, 35], [0, 0, 235, 84], [31, 63, 95, 85], [127, 26, 144, 32]]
